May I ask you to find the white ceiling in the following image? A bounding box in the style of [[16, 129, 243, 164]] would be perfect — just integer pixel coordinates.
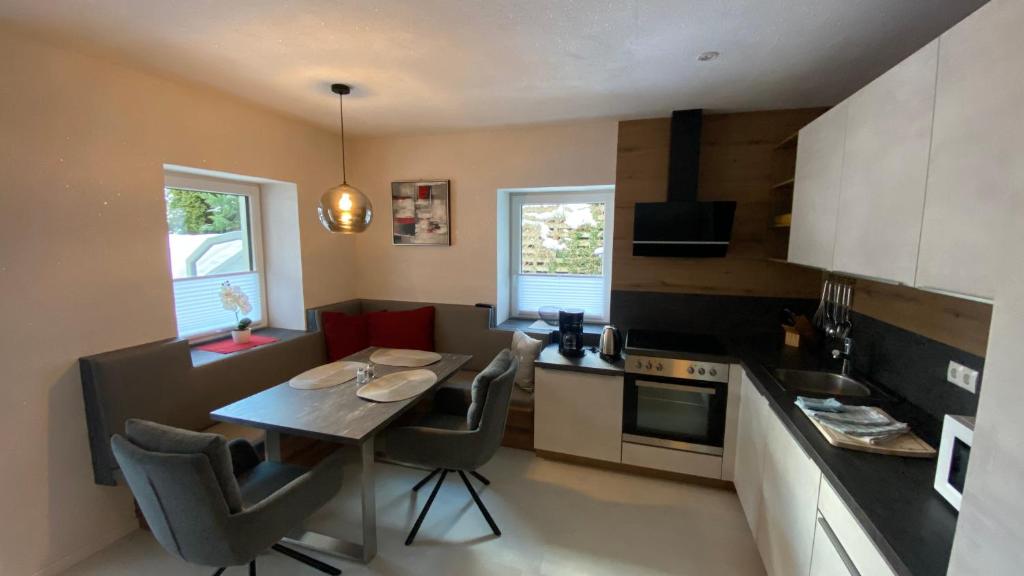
[[1, 0, 987, 135]]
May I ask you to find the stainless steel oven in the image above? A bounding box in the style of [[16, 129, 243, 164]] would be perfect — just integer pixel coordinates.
[[622, 355, 730, 456]]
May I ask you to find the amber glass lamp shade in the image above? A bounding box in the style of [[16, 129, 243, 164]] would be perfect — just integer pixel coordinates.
[[318, 183, 373, 234]]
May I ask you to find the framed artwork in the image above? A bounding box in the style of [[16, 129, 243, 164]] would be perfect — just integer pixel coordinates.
[[391, 180, 451, 246]]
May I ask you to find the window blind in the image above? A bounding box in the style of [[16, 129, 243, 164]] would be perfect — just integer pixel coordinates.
[[515, 274, 606, 320], [172, 272, 263, 338]]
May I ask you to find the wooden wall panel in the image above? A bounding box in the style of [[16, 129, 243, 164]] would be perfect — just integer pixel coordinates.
[[612, 110, 993, 355], [612, 110, 825, 297], [844, 276, 992, 357]]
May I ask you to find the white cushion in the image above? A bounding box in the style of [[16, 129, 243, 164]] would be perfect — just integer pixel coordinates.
[[511, 330, 544, 392]]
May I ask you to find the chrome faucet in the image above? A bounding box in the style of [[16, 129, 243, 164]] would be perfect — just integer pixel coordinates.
[[831, 337, 854, 376]]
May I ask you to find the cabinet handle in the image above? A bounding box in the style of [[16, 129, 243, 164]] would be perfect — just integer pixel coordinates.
[[635, 381, 716, 395], [816, 513, 862, 576]]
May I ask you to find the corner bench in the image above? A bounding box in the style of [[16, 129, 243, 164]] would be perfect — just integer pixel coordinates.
[[81, 299, 540, 487]]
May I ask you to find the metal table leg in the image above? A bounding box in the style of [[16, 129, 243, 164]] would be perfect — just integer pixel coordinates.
[[264, 430, 282, 462], [282, 437, 377, 564], [360, 436, 377, 562]]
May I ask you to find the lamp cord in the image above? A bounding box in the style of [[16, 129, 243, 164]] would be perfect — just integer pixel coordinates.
[[338, 92, 347, 184]]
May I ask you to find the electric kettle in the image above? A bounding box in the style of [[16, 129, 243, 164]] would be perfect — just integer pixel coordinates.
[[598, 325, 622, 361]]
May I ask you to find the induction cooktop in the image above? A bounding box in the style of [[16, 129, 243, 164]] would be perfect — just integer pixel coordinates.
[[624, 329, 728, 358]]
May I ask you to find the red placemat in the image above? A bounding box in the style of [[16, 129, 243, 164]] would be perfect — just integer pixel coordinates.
[[195, 334, 278, 354]]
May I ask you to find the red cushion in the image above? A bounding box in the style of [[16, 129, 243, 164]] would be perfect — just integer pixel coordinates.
[[322, 312, 370, 361], [367, 306, 435, 351]]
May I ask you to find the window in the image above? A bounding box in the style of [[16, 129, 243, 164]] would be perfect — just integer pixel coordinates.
[[164, 173, 266, 339], [509, 187, 614, 322]]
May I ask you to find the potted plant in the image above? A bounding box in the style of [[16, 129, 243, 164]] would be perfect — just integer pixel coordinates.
[[233, 317, 253, 343], [220, 281, 254, 343]]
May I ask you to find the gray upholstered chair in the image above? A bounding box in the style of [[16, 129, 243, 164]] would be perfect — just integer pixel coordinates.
[[110, 419, 345, 575], [384, 349, 518, 545]]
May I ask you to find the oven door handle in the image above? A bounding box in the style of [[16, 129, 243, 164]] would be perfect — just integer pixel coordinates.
[[635, 381, 716, 395]]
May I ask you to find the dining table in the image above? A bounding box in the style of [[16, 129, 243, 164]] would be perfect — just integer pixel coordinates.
[[210, 347, 473, 563]]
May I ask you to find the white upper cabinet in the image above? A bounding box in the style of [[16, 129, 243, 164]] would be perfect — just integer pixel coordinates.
[[916, 0, 1024, 301], [833, 40, 939, 285], [789, 103, 848, 270]]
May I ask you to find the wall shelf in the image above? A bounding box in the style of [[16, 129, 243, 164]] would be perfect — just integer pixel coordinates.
[[774, 131, 799, 150], [772, 212, 793, 229], [768, 132, 799, 260], [772, 178, 795, 190]]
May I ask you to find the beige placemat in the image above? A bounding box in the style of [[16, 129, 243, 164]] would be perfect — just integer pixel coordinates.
[[356, 369, 438, 402], [369, 348, 442, 367], [289, 360, 366, 390]]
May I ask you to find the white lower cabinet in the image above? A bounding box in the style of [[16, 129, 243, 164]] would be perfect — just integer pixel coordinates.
[[755, 399, 823, 576], [734, 368, 898, 576], [534, 367, 623, 462], [621, 442, 722, 479], [809, 514, 858, 576], [817, 479, 897, 576], [733, 372, 771, 534]]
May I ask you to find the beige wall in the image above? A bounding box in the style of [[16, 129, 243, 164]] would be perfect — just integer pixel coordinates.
[[347, 121, 619, 306], [947, 0, 1024, 570], [0, 28, 357, 576], [948, 190, 1024, 573]]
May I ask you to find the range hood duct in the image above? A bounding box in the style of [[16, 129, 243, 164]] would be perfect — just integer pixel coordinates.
[[632, 109, 737, 258]]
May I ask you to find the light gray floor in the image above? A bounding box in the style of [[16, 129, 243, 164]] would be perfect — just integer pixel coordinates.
[[63, 448, 765, 576]]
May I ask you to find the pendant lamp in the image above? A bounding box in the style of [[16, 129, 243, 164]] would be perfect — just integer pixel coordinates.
[[318, 84, 372, 233]]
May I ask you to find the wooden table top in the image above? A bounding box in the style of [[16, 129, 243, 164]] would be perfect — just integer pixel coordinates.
[[210, 348, 472, 445]]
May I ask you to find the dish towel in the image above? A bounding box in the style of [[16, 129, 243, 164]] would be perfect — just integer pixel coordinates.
[[795, 396, 844, 413], [795, 397, 910, 444]]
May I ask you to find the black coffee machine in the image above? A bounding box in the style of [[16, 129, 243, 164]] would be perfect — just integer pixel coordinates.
[[558, 309, 585, 358]]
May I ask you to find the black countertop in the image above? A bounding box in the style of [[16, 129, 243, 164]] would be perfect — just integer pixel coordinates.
[[535, 344, 625, 376], [729, 332, 956, 576], [537, 333, 955, 576]]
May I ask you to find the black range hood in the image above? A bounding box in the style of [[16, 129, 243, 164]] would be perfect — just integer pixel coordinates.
[[632, 109, 737, 258]]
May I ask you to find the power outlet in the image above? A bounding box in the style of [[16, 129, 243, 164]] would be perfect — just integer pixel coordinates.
[[947, 361, 979, 394]]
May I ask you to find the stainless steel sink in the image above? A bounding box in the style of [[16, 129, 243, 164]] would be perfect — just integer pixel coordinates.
[[773, 369, 872, 397]]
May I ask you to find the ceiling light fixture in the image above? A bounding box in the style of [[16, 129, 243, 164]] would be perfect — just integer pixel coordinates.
[[697, 51, 720, 62], [318, 83, 372, 234]]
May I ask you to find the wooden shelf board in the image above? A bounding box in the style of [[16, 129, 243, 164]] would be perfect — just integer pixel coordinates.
[[772, 212, 793, 229], [774, 131, 799, 150], [771, 177, 795, 190]]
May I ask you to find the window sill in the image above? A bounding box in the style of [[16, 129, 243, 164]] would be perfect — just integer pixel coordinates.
[[495, 317, 607, 335], [188, 327, 310, 367]]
